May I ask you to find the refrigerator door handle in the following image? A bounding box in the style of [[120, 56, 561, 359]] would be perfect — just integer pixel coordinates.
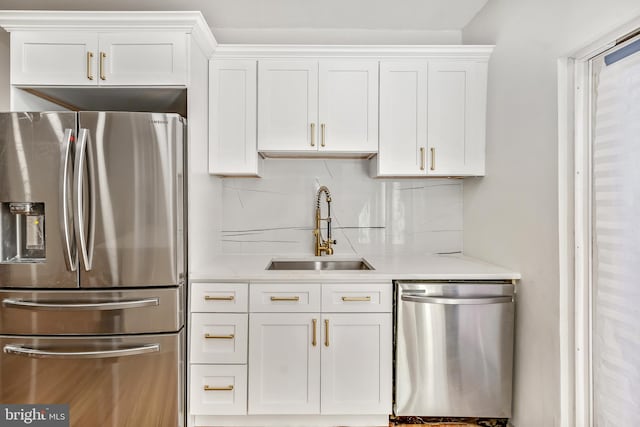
[[74, 128, 96, 271], [2, 298, 159, 311], [59, 128, 77, 272], [3, 344, 160, 359]]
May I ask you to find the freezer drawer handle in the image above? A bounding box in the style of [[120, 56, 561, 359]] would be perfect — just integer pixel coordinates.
[[2, 298, 159, 311], [401, 295, 513, 305], [3, 344, 159, 359]]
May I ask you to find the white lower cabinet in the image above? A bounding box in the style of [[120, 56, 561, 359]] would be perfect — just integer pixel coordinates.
[[247, 282, 392, 417], [190, 365, 248, 415], [248, 313, 321, 414], [321, 313, 392, 415], [191, 281, 392, 424]]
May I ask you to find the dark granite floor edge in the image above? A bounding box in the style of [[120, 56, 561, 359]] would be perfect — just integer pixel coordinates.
[[390, 415, 509, 427]]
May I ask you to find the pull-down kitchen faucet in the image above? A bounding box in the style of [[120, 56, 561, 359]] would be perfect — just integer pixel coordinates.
[[314, 186, 336, 256]]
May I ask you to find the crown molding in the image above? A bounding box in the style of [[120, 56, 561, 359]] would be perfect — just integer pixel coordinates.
[[0, 11, 218, 56], [212, 44, 494, 60]]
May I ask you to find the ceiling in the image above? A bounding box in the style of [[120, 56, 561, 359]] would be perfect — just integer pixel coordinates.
[[0, 0, 489, 31]]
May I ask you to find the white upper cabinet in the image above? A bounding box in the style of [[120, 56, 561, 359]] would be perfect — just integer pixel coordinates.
[[10, 32, 98, 86], [11, 31, 188, 86], [257, 60, 319, 152], [378, 60, 428, 176], [97, 32, 187, 86], [375, 57, 489, 177], [209, 59, 258, 176], [427, 60, 487, 176], [257, 59, 378, 154], [318, 60, 378, 153]]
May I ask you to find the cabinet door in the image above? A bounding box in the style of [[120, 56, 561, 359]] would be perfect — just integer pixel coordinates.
[[11, 32, 98, 86], [248, 313, 320, 414], [321, 313, 392, 415], [257, 60, 318, 152], [318, 60, 378, 153], [97, 32, 187, 85], [209, 60, 258, 176], [378, 60, 428, 176], [427, 61, 486, 176]]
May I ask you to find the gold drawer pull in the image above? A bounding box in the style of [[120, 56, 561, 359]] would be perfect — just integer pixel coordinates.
[[204, 385, 234, 391], [420, 147, 425, 171], [270, 296, 300, 302], [311, 123, 316, 147], [341, 296, 371, 302], [99, 52, 106, 81], [430, 147, 436, 171], [321, 123, 326, 147], [324, 319, 330, 347], [87, 52, 94, 80], [205, 334, 235, 339], [204, 295, 235, 301], [312, 318, 317, 346]]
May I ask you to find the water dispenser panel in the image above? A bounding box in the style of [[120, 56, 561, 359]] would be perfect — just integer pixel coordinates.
[[1, 202, 46, 263]]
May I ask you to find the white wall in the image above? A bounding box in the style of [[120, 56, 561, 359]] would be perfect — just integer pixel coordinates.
[[462, 1, 640, 426], [0, 31, 10, 110], [221, 159, 462, 256]]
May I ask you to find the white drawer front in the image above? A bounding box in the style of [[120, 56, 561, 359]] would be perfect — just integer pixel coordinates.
[[322, 283, 392, 312], [190, 364, 247, 415], [191, 283, 248, 312], [190, 313, 248, 364], [250, 284, 321, 312]]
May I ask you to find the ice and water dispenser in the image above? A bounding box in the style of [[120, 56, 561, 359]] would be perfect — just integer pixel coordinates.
[[0, 202, 45, 263]]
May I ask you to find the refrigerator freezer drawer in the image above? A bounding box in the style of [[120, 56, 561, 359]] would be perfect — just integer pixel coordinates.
[[0, 331, 184, 427], [0, 286, 184, 335]]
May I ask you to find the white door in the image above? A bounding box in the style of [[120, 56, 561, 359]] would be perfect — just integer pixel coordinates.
[[427, 61, 486, 176], [320, 313, 392, 415], [11, 31, 98, 86], [97, 32, 188, 86], [248, 313, 320, 414], [257, 60, 318, 152], [378, 60, 428, 176], [209, 59, 258, 176], [318, 60, 378, 153]]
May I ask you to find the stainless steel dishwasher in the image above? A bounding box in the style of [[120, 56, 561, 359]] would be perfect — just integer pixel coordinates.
[[394, 280, 515, 418]]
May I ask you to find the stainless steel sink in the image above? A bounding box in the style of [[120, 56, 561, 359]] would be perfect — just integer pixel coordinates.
[[266, 258, 374, 271]]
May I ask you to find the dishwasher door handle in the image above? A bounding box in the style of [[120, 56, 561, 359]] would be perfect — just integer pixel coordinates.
[[401, 295, 512, 305]]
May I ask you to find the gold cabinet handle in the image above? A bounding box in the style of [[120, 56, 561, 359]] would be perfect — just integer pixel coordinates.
[[312, 319, 317, 347], [87, 52, 94, 80], [204, 333, 235, 339], [270, 296, 300, 302], [311, 123, 316, 147], [204, 295, 235, 301], [430, 147, 435, 171], [321, 123, 326, 147], [341, 296, 371, 302], [99, 52, 106, 81], [420, 147, 425, 171], [204, 385, 234, 391], [324, 319, 330, 347]]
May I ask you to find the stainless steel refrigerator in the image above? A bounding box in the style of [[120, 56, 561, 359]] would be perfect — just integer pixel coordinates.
[[0, 112, 186, 426]]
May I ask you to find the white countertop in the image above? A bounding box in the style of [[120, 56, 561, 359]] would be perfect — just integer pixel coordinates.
[[189, 253, 520, 283]]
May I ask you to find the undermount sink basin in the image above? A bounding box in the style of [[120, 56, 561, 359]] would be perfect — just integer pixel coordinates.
[[266, 258, 374, 271]]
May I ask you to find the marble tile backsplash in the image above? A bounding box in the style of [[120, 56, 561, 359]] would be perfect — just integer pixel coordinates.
[[221, 159, 462, 256]]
